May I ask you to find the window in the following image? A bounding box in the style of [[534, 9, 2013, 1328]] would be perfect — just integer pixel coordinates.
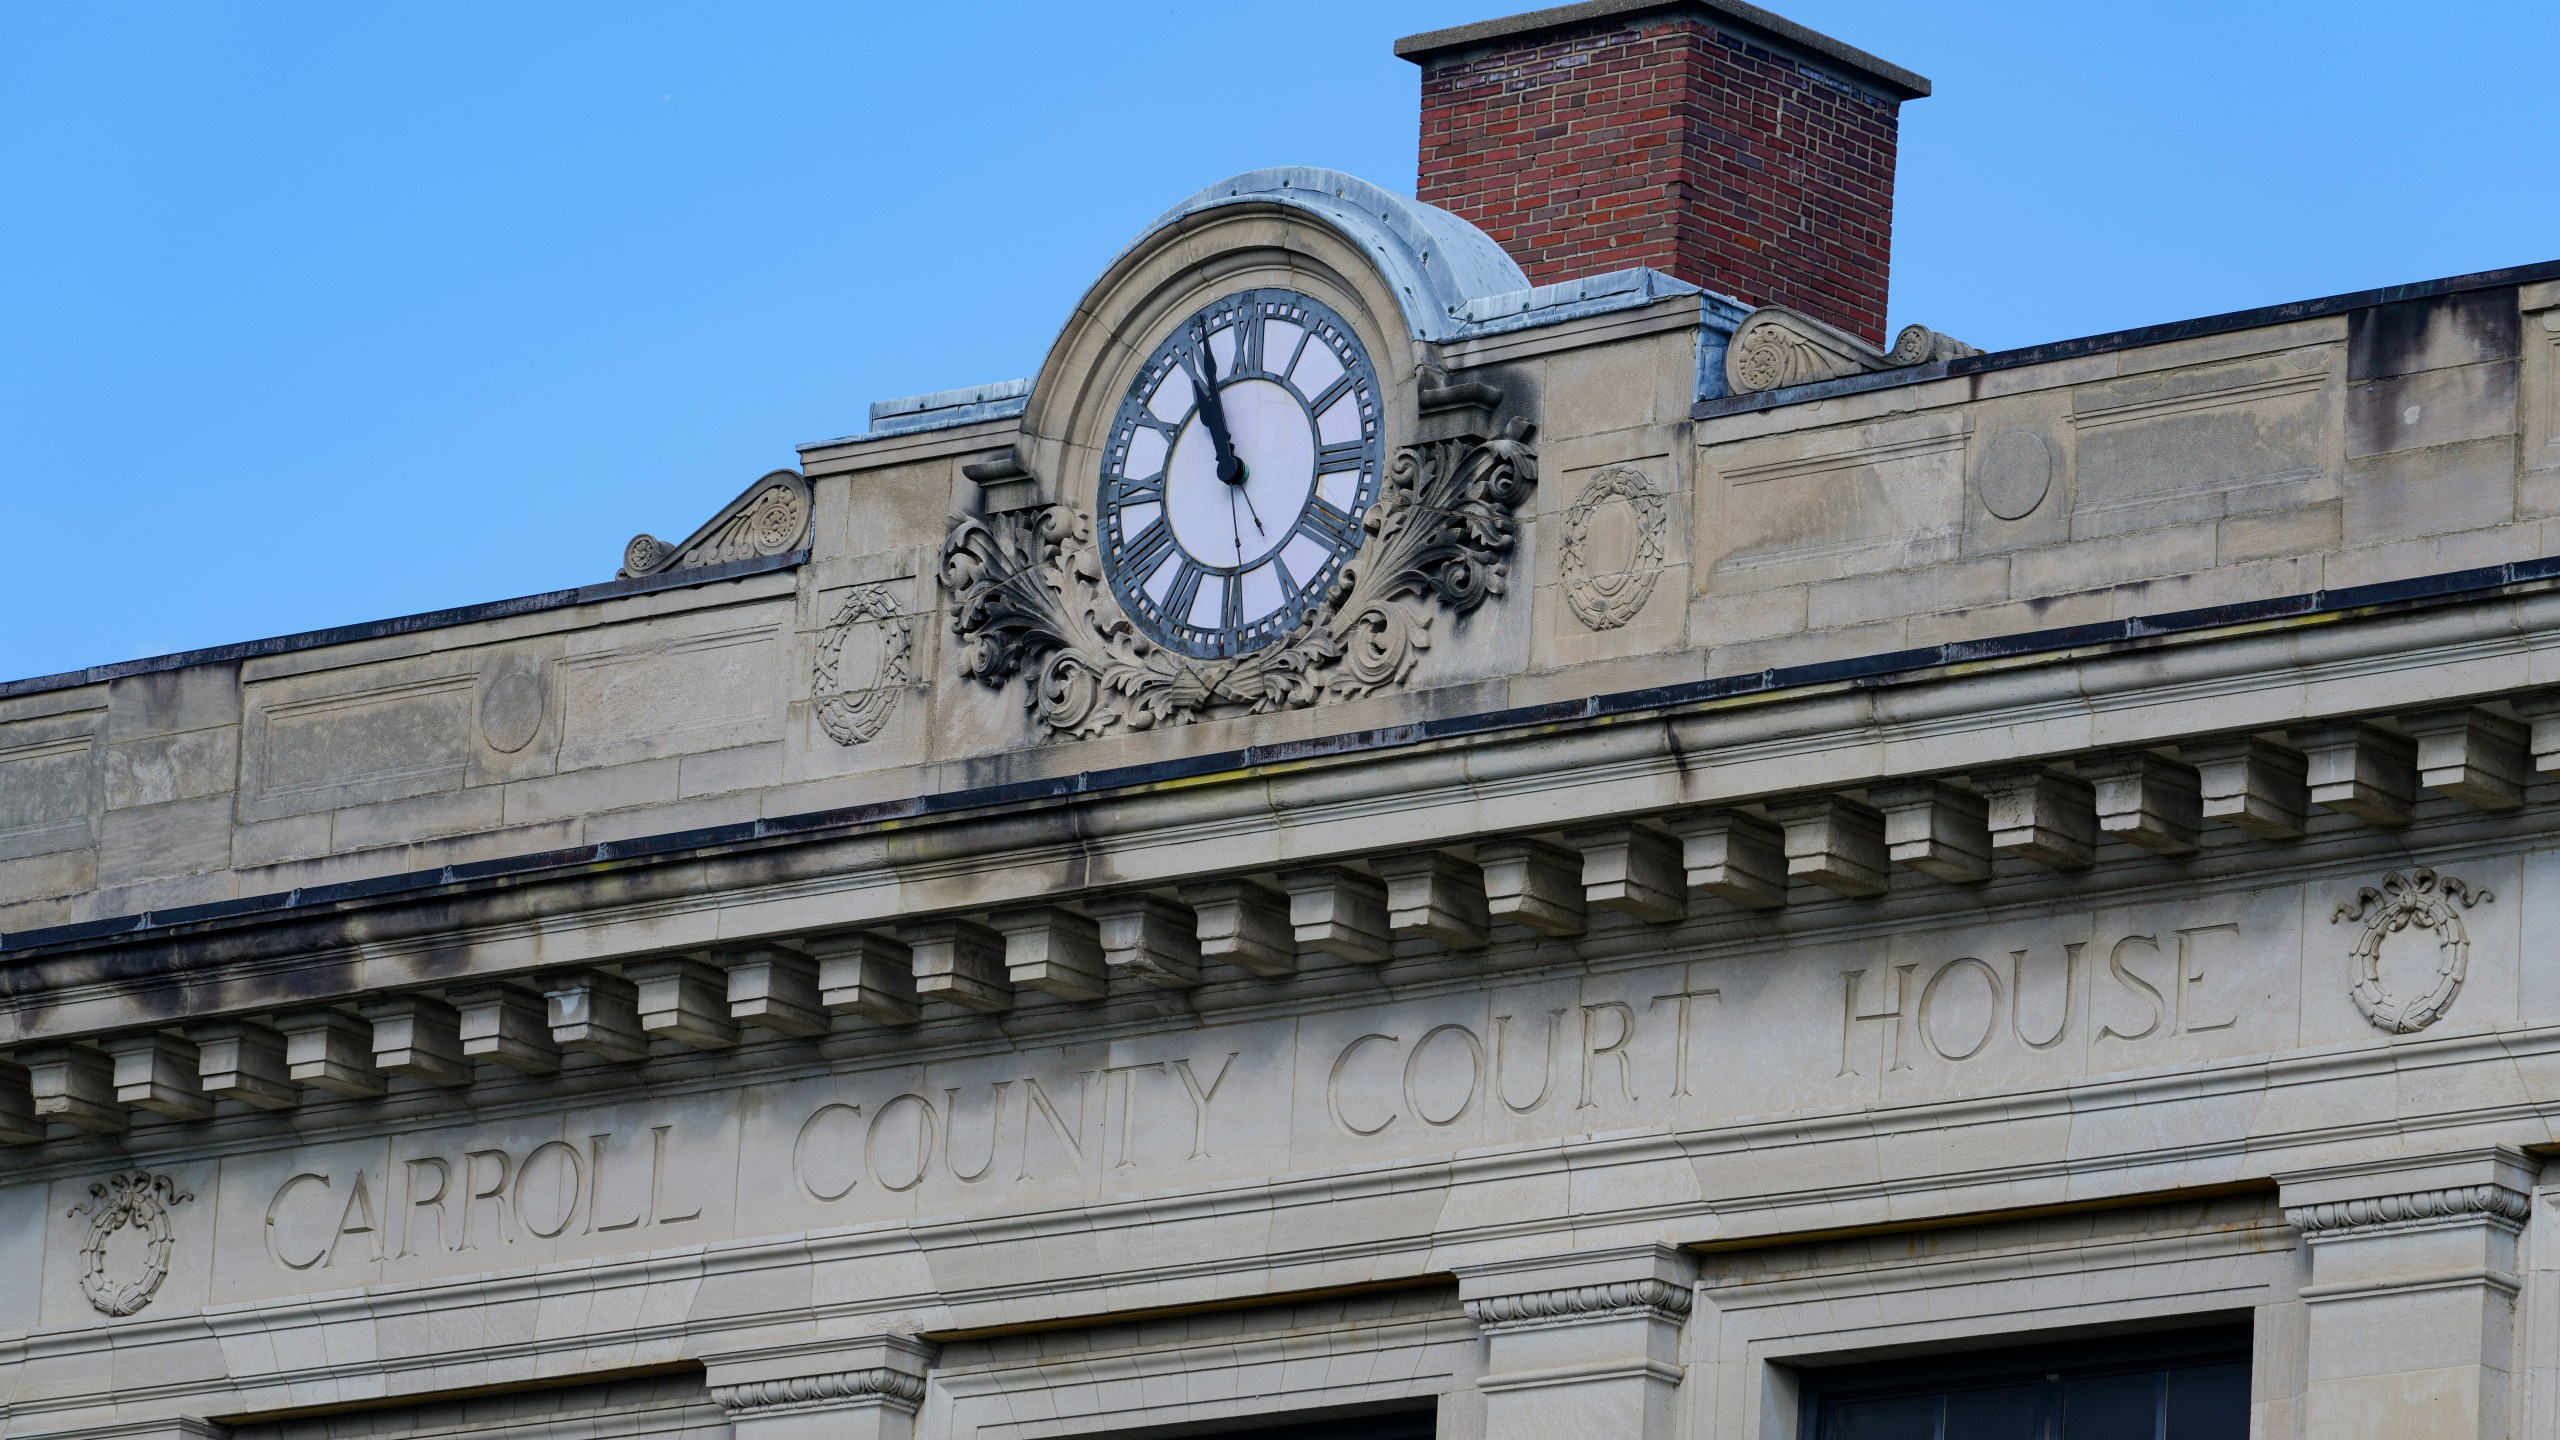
[[1799, 1326, 2250, 1440]]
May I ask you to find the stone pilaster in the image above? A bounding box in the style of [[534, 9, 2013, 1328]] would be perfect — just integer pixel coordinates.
[[1457, 1243, 1697, 1440], [707, 1335, 940, 1440], [2280, 1147, 2540, 1440]]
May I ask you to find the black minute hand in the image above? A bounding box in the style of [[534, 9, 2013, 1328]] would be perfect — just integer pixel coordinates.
[[1190, 325, 1246, 486]]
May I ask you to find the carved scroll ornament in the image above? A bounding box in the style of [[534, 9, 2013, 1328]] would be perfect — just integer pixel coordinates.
[[2331, 867, 2490, 1033], [1725, 306, 1983, 395], [941, 417, 1538, 739], [620, 469, 812, 578], [68, 1169, 192, 1316]]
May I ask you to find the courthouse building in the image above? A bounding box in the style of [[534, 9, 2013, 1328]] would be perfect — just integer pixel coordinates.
[[13, 2, 2560, 1436]]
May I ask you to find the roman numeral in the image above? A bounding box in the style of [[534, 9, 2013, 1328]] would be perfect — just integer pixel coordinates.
[[1309, 374, 1360, 416], [1316, 443, 1366, 473], [1234, 307, 1264, 376], [1115, 516, 1176, 573], [1164, 561, 1207, 627], [1300, 499, 1362, 549], [1114, 471, 1164, 504]]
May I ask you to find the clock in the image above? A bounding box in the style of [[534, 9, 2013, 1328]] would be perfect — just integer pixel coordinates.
[[1098, 288, 1383, 659]]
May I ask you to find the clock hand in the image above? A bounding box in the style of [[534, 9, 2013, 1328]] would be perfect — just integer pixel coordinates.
[[1189, 324, 1247, 487], [1228, 484, 1245, 562], [1235, 478, 1266, 537]]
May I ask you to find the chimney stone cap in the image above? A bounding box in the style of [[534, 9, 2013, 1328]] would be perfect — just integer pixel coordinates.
[[1395, 0, 1930, 102]]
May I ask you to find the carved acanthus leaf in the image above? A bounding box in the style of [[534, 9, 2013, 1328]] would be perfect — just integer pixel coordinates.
[[1726, 306, 1981, 394], [2285, 1183, 2533, 1239], [620, 469, 812, 578], [710, 1369, 930, 1416], [1463, 1278, 1695, 1331], [941, 413, 1538, 739]]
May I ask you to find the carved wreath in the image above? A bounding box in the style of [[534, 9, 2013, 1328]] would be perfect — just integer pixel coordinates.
[[68, 1169, 192, 1316], [814, 583, 914, 746], [2332, 868, 2491, 1034], [1559, 466, 1666, 631], [941, 417, 1537, 738]]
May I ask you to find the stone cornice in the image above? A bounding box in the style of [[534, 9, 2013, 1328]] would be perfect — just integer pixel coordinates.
[[710, 1369, 928, 1416], [1464, 1278, 1695, 1331], [2285, 1183, 2535, 1240]]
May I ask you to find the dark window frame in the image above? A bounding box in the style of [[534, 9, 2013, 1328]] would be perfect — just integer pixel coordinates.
[[1796, 1323, 2252, 1440]]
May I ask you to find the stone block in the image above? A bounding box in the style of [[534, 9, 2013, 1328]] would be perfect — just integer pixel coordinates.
[[1278, 867, 1395, 964], [625, 956, 741, 1049], [540, 970, 650, 1061], [1762, 795, 1889, 896], [0, 1059, 39, 1144], [1473, 838, 1587, 935], [102, 726, 238, 811], [2510, 691, 2560, 773], [2343, 435, 2519, 542], [723, 945, 829, 1037], [1369, 851, 1492, 948], [1864, 781, 1992, 884], [1176, 879, 1297, 976], [100, 1031, 211, 1120], [449, 982, 560, 1074], [1562, 823, 1686, 922], [989, 907, 1109, 1001], [2349, 288, 2522, 380], [185, 1019, 299, 1109], [1088, 894, 1202, 989], [2346, 362, 2518, 458], [804, 932, 923, 1025], [2079, 751, 2203, 856], [273, 1009, 385, 1098], [2294, 722, 2419, 826], [901, 919, 1012, 1012], [359, 994, 473, 1086], [21, 1044, 126, 1131], [2184, 735, 2309, 839], [1975, 767, 2098, 870], [1661, 809, 1789, 906], [2399, 708, 2529, 812]]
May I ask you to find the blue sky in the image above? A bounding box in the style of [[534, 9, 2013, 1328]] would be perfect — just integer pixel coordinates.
[[5, 1, 2555, 682]]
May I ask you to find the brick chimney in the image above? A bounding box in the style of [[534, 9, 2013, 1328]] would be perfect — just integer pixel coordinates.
[[1398, 0, 1929, 347]]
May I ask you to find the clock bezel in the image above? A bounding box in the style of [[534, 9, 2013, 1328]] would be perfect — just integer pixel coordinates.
[[1096, 287, 1384, 660]]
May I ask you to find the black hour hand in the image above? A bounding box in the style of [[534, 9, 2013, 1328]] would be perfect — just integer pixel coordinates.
[[1189, 327, 1246, 486]]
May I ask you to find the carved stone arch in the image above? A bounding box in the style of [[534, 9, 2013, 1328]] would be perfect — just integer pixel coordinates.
[[1014, 167, 1526, 506]]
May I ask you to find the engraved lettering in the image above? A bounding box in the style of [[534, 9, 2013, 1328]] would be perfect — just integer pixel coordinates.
[[265, 1172, 332, 1272], [1173, 1054, 1237, 1160], [325, 1170, 379, 1268], [867, 1093, 940, 1193], [2098, 934, 2166, 1043], [2010, 944, 2083, 1052], [648, 1124, 702, 1224], [1104, 1061, 1166, 1169], [1578, 1002, 1637, 1109], [515, 1140, 585, 1239], [1328, 1033, 1400, 1136], [2177, 923, 2241, 1034], [1019, 1075, 1089, 1179], [461, 1148, 512, 1250], [589, 1132, 646, 1232], [400, 1157, 451, 1257], [793, 1105, 863, 1202], [944, 1084, 1011, 1184], [1650, 985, 1721, 1098], [1493, 1009, 1565, 1114], [1839, 964, 1917, 1076], [1918, 957, 2003, 1062], [1402, 1023, 1484, 1127]]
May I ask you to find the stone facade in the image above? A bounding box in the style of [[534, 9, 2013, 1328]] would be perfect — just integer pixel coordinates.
[[7, 6, 2560, 1439]]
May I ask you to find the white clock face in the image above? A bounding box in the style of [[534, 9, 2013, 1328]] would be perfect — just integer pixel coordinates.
[[1098, 288, 1382, 658]]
